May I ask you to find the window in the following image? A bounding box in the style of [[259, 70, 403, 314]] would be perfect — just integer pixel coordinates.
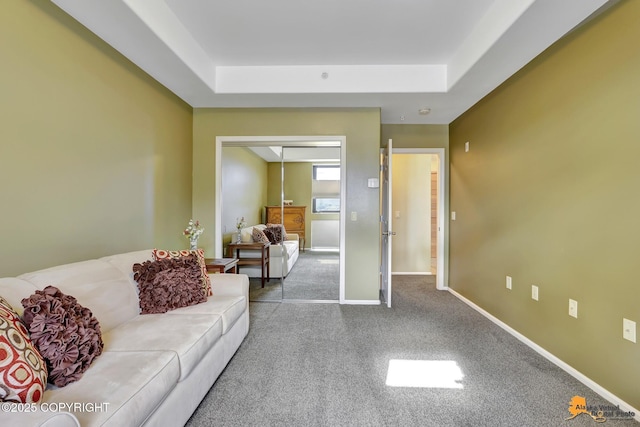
[[313, 165, 340, 181], [312, 165, 340, 213], [313, 198, 340, 213]]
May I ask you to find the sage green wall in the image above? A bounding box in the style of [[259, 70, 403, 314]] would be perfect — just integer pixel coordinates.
[[266, 162, 283, 207], [266, 162, 315, 247], [193, 108, 380, 301], [391, 154, 431, 272], [266, 162, 341, 250], [449, 1, 639, 409], [381, 124, 449, 150], [0, 0, 193, 276], [221, 147, 268, 246]]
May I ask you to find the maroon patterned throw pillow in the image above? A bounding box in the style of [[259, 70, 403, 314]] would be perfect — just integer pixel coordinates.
[[252, 227, 270, 244], [21, 286, 103, 388], [0, 296, 47, 403], [133, 255, 207, 315]]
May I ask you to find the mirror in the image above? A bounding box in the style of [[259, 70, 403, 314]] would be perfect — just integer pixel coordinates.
[[220, 142, 341, 302]]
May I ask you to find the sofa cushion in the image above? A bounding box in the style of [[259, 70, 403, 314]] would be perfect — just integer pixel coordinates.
[[103, 313, 223, 381], [0, 278, 40, 317], [42, 350, 180, 427], [0, 296, 48, 403], [133, 256, 206, 314], [152, 249, 212, 296], [21, 286, 103, 388], [18, 260, 140, 332], [167, 295, 246, 334], [99, 249, 153, 290]]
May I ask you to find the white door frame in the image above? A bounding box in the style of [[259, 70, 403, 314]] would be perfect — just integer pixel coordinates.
[[380, 139, 393, 307], [392, 148, 446, 290], [215, 135, 347, 302]]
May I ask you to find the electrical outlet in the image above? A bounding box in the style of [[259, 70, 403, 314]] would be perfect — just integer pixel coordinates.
[[569, 299, 578, 318], [623, 318, 636, 343], [506, 276, 512, 290], [531, 285, 539, 301], [465, 141, 470, 152]]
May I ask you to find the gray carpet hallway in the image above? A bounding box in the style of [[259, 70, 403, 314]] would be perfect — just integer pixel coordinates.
[[186, 276, 638, 427], [248, 251, 340, 301]]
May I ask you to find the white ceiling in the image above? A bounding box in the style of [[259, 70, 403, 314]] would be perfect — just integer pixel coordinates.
[[248, 146, 341, 163], [51, 0, 612, 124]]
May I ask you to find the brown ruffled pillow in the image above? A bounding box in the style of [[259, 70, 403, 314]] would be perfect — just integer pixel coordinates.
[[264, 224, 286, 244], [266, 223, 287, 239], [152, 249, 212, 297], [133, 255, 207, 315], [21, 286, 103, 388]]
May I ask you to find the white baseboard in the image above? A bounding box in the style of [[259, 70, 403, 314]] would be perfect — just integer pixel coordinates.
[[448, 288, 640, 422], [342, 299, 381, 305], [392, 272, 433, 275]]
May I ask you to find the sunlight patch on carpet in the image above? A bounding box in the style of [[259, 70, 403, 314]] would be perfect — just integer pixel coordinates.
[[386, 360, 464, 389]]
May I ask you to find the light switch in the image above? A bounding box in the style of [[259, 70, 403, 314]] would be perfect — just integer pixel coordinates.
[[351, 212, 357, 221], [569, 299, 578, 318], [465, 141, 470, 152], [451, 211, 456, 221], [623, 318, 636, 343]]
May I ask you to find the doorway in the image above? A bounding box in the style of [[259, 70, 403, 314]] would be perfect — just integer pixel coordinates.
[[215, 136, 347, 303], [392, 148, 445, 290], [381, 146, 446, 306]]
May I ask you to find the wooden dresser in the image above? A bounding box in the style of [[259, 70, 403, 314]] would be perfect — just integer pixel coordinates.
[[265, 205, 306, 250]]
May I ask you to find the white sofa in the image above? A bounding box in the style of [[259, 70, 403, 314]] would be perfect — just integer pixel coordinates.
[[234, 224, 300, 279], [0, 249, 249, 427]]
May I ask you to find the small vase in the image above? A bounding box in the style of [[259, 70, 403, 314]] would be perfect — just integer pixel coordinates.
[[236, 229, 242, 243], [189, 237, 198, 250]]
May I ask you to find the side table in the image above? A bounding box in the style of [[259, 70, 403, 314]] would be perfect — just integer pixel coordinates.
[[227, 241, 270, 288], [204, 258, 238, 274]]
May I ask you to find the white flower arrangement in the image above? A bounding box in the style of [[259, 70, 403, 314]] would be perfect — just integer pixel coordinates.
[[236, 216, 246, 232], [183, 219, 204, 240]]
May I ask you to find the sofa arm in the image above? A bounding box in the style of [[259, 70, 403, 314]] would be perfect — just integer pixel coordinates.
[[210, 273, 249, 301], [285, 233, 299, 241]]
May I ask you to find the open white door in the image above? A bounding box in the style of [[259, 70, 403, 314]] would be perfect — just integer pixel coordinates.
[[380, 139, 394, 307]]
